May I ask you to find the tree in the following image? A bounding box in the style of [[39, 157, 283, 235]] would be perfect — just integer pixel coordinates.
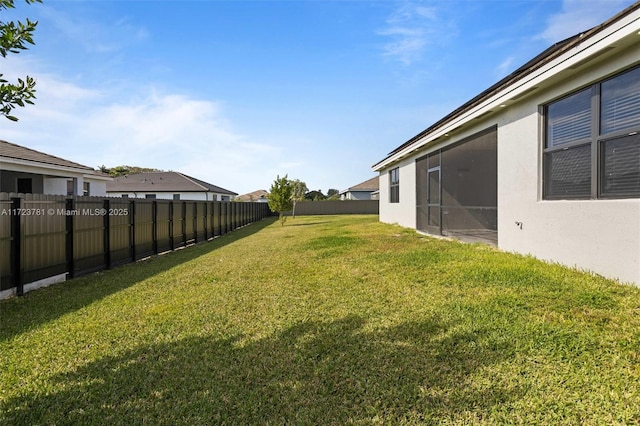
[[106, 165, 164, 177], [1, 0, 40, 121], [305, 190, 326, 201], [109, 166, 130, 177], [267, 174, 293, 226], [327, 188, 340, 200], [290, 179, 308, 218]]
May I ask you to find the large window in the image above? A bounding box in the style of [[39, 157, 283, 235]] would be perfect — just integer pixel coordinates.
[[389, 167, 399, 203], [544, 65, 640, 199]]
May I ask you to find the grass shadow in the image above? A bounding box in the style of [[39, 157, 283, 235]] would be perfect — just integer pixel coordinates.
[[1, 315, 520, 424], [0, 217, 278, 342]]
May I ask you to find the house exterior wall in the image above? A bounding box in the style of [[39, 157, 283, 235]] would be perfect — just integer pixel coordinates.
[[0, 163, 109, 196], [497, 48, 640, 286], [342, 191, 374, 200], [378, 157, 416, 229], [42, 177, 69, 195], [0, 171, 44, 193], [376, 16, 640, 285], [41, 176, 108, 196], [86, 180, 108, 196]]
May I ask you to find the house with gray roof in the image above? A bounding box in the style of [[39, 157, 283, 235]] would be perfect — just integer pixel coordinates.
[[0, 140, 111, 196], [107, 171, 237, 201], [373, 3, 640, 286], [339, 176, 379, 200]]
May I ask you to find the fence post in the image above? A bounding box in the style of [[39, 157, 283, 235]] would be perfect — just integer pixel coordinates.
[[169, 201, 174, 251], [103, 198, 111, 270], [130, 200, 136, 261], [152, 201, 158, 254], [241, 202, 246, 226], [231, 202, 236, 231], [193, 202, 198, 244], [202, 202, 208, 240], [228, 202, 232, 231], [224, 202, 229, 234], [10, 197, 23, 296], [214, 201, 219, 237], [214, 202, 218, 238], [66, 198, 75, 279], [181, 201, 187, 246], [220, 202, 225, 235]]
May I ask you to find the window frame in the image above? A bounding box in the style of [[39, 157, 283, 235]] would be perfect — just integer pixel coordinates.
[[389, 167, 400, 203], [543, 65, 640, 200]]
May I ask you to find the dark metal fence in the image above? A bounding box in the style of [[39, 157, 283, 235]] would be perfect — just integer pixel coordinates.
[[0, 193, 272, 297], [285, 200, 379, 216]]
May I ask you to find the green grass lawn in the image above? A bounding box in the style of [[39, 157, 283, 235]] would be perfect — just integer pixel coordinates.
[[1, 215, 639, 425]]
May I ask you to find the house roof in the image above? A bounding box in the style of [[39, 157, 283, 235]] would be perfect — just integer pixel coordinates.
[[373, 2, 640, 170], [236, 189, 268, 202], [107, 171, 237, 195], [0, 139, 97, 172], [340, 176, 379, 194]]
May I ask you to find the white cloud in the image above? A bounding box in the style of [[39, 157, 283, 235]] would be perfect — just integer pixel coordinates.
[[378, 2, 446, 65], [82, 95, 294, 193], [2, 59, 298, 195], [537, 0, 635, 43], [2, 56, 102, 143]]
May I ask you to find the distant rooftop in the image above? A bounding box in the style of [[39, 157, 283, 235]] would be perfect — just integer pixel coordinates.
[[107, 171, 237, 195], [236, 189, 268, 202]]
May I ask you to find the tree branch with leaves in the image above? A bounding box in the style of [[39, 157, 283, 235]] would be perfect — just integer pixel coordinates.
[[1, 0, 40, 121]]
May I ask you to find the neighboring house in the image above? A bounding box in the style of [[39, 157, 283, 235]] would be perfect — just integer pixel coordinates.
[[0, 140, 111, 196], [339, 176, 379, 200], [107, 171, 237, 201], [373, 4, 640, 286], [236, 189, 269, 202]]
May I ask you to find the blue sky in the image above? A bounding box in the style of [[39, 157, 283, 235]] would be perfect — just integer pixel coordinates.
[[3, 0, 636, 195]]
